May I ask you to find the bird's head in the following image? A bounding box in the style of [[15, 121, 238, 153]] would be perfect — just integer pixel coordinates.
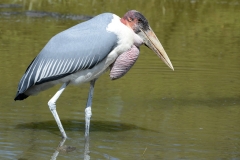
[[121, 10, 174, 70]]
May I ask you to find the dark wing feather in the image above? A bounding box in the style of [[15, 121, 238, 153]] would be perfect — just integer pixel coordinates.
[[15, 13, 117, 99]]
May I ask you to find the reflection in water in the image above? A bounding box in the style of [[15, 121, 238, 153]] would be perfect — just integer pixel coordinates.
[[51, 138, 76, 160], [51, 138, 66, 160], [84, 136, 90, 160], [50, 137, 90, 160], [16, 120, 154, 159]]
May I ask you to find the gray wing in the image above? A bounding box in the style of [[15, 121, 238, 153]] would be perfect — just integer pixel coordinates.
[[15, 13, 118, 97]]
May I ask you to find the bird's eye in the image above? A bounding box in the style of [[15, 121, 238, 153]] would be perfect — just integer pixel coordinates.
[[128, 18, 133, 22]]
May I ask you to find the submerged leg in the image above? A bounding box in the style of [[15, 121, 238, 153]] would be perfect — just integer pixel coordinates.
[[85, 79, 96, 137], [51, 138, 66, 160], [48, 82, 69, 138]]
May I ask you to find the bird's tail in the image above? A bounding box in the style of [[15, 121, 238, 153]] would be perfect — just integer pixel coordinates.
[[14, 92, 29, 101]]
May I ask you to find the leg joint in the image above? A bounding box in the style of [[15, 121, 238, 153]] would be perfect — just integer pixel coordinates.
[[85, 107, 92, 117], [48, 100, 56, 111]]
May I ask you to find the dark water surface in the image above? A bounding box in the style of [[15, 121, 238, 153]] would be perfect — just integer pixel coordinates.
[[0, 0, 240, 159]]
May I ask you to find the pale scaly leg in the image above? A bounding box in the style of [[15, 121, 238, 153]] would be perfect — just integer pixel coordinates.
[[84, 79, 96, 160], [48, 82, 69, 138], [85, 79, 96, 137]]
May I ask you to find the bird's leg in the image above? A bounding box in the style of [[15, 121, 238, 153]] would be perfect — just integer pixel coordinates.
[[85, 79, 96, 137], [84, 79, 96, 160], [48, 82, 69, 138]]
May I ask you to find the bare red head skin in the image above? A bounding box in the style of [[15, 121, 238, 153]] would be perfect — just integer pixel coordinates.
[[120, 10, 149, 33], [120, 10, 174, 71]]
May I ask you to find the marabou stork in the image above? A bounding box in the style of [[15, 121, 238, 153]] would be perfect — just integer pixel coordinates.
[[14, 10, 174, 138]]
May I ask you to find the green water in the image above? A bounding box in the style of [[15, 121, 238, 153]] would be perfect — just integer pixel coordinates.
[[0, 0, 240, 159]]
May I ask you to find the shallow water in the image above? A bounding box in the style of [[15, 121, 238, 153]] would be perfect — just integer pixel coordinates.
[[0, 0, 240, 159]]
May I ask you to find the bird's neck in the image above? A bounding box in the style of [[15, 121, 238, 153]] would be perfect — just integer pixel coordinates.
[[120, 18, 133, 29]]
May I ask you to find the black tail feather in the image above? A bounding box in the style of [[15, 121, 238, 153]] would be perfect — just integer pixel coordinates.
[[14, 93, 29, 101]]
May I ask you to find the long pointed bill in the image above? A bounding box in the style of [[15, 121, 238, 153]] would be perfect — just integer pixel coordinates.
[[139, 27, 174, 70]]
